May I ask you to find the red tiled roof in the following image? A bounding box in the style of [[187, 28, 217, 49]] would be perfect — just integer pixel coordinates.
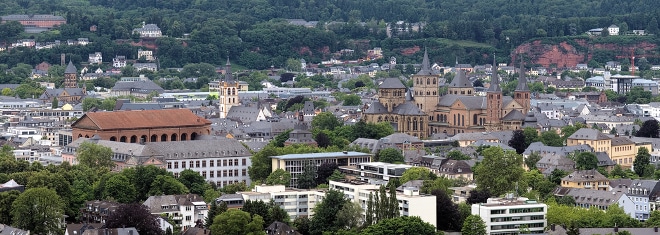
[[74, 109, 211, 130]]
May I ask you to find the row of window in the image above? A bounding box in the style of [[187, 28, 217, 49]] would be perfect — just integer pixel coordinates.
[[167, 158, 247, 169]]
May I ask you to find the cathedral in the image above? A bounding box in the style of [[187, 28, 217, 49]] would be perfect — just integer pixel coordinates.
[[429, 57, 531, 135], [363, 49, 531, 138]]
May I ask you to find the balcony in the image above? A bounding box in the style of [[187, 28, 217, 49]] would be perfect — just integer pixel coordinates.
[[172, 216, 183, 221]]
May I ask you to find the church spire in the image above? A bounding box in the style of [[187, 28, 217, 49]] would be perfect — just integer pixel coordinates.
[[224, 56, 233, 82], [515, 55, 529, 91], [487, 54, 501, 92], [416, 48, 432, 75]]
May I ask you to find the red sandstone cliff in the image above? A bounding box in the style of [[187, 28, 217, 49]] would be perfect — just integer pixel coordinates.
[[513, 39, 657, 68]]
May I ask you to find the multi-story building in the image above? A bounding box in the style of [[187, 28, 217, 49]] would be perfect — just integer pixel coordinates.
[[567, 128, 651, 168], [137, 49, 155, 61], [133, 23, 163, 38], [88, 52, 102, 64], [143, 194, 208, 229], [80, 200, 120, 224], [329, 180, 437, 228], [560, 170, 609, 191], [239, 185, 326, 219], [610, 179, 660, 221], [471, 197, 547, 235], [112, 56, 127, 68], [271, 152, 371, 188], [1, 14, 66, 28], [338, 162, 412, 184]]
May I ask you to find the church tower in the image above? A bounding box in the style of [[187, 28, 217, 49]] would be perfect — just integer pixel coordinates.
[[64, 61, 78, 89], [486, 56, 503, 130], [413, 48, 440, 115], [447, 69, 474, 96], [219, 57, 240, 118], [514, 57, 531, 114]]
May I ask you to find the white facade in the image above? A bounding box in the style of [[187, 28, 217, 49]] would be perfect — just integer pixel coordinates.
[[471, 197, 547, 235], [239, 185, 326, 219], [608, 25, 620, 36], [138, 49, 155, 61], [329, 180, 437, 228], [143, 194, 208, 230], [166, 156, 252, 188], [339, 162, 413, 184], [88, 52, 102, 64]]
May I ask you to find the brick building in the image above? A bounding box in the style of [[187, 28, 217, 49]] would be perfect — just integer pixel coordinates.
[[71, 109, 211, 143]]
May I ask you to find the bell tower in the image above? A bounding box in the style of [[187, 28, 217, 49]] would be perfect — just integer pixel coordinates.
[[64, 61, 78, 89], [412, 48, 439, 115], [514, 56, 531, 114], [219, 57, 240, 118], [486, 55, 502, 130]]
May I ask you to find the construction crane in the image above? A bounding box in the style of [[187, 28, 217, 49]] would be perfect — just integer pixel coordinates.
[[615, 48, 660, 76]]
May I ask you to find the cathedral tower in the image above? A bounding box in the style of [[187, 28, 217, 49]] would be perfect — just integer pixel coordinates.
[[413, 48, 440, 115], [514, 57, 531, 114], [64, 61, 78, 89], [486, 56, 502, 129]]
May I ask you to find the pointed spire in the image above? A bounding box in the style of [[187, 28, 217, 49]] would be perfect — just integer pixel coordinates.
[[224, 55, 233, 82], [516, 55, 529, 91], [487, 54, 501, 92], [65, 60, 77, 74], [416, 48, 432, 75]]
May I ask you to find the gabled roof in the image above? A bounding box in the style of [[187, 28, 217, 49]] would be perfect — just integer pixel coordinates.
[[416, 48, 432, 76], [568, 128, 611, 141], [379, 77, 406, 89], [364, 101, 388, 114], [501, 109, 525, 121], [392, 101, 425, 115], [72, 109, 211, 130]]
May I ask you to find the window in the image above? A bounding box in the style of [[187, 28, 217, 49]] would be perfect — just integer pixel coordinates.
[[196, 161, 200, 168], [228, 170, 233, 177], [202, 171, 207, 178], [202, 160, 206, 167], [167, 162, 172, 169], [234, 169, 239, 177], [210, 171, 214, 178], [174, 162, 179, 169], [210, 160, 214, 167], [234, 159, 238, 166], [242, 158, 247, 165], [185, 216, 191, 221], [242, 169, 247, 176], [182, 161, 186, 168], [223, 170, 227, 177], [223, 160, 227, 166], [229, 159, 233, 166]]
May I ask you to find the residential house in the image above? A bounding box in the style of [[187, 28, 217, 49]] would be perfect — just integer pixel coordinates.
[[563, 188, 635, 217], [608, 24, 620, 35], [137, 49, 154, 61], [133, 23, 163, 38], [143, 194, 208, 229], [610, 179, 660, 221], [113, 56, 127, 68], [88, 52, 102, 64], [80, 200, 120, 224], [560, 170, 609, 191]]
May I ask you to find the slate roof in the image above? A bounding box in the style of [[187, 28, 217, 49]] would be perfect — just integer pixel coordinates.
[[437, 95, 486, 110], [226, 106, 261, 124], [65, 61, 77, 74], [266, 221, 302, 235], [561, 169, 607, 182], [501, 109, 525, 121], [72, 109, 210, 130], [565, 188, 625, 207], [143, 194, 205, 214], [450, 70, 472, 88], [391, 101, 425, 115], [145, 138, 250, 159], [64, 223, 104, 235], [568, 128, 611, 140], [416, 49, 433, 76], [515, 62, 529, 91], [364, 101, 388, 114], [379, 77, 406, 89], [303, 101, 315, 114], [611, 136, 634, 146]]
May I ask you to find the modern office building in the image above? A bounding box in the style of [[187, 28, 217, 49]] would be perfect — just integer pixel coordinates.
[[338, 161, 412, 184], [239, 185, 326, 219], [471, 197, 547, 235], [270, 151, 372, 188]]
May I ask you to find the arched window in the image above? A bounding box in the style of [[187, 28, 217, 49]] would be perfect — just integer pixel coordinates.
[[181, 133, 188, 141], [191, 132, 198, 140], [473, 114, 478, 125], [130, 135, 137, 143], [141, 135, 147, 143], [78, 134, 83, 138], [151, 135, 157, 142], [84, 135, 89, 138], [120, 136, 127, 142], [110, 136, 117, 141], [171, 133, 178, 141], [161, 134, 168, 142], [427, 78, 430, 85], [433, 78, 436, 84]]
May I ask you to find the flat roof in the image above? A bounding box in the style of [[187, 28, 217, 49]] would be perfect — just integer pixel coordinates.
[[271, 151, 371, 160]]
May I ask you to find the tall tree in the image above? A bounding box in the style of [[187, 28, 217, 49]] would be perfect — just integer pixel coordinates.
[[106, 203, 163, 235], [509, 130, 527, 154], [266, 169, 292, 186], [148, 175, 189, 195], [575, 152, 599, 170], [365, 192, 374, 226], [524, 152, 541, 170], [335, 201, 364, 230], [103, 174, 137, 203], [76, 142, 115, 170], [377, 148, 404, 163], [634, 147, 653, 177], [466, 189, 491, 204], [400, 167, 435, 184], [315, 162, 338, 185], [11, 188, 65, 235], [523, 127, 539, 147], [433, 189, 462, 231], [297, 162, 317, 189], [210, 209, 265, 235], [388, 186, 399, 219], [311, 112, 342, 131], [205, 201, 227, 228], [636, 120, 660, 138], [461, 215, 487, 235], [177, 169, 209, 195], [474, 147, 524, 196], [0, 190, 19, 225], [540, 131, 563, 147], [310, 189, 347, 235]]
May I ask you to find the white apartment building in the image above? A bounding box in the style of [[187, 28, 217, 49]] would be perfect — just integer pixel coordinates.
[[329, 180, 437, 228], [471, 197, 547, 235], [143, 194, 208, 229], [339, 162, 413, 184], [239, 185, 325, 219], [137, 49, 155, 61]]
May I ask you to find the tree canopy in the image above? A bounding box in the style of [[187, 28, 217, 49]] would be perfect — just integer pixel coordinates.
[[474, 147, 524, 196]]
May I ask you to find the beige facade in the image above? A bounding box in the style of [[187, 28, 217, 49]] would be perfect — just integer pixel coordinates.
[[363, 77, 427, 138]]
